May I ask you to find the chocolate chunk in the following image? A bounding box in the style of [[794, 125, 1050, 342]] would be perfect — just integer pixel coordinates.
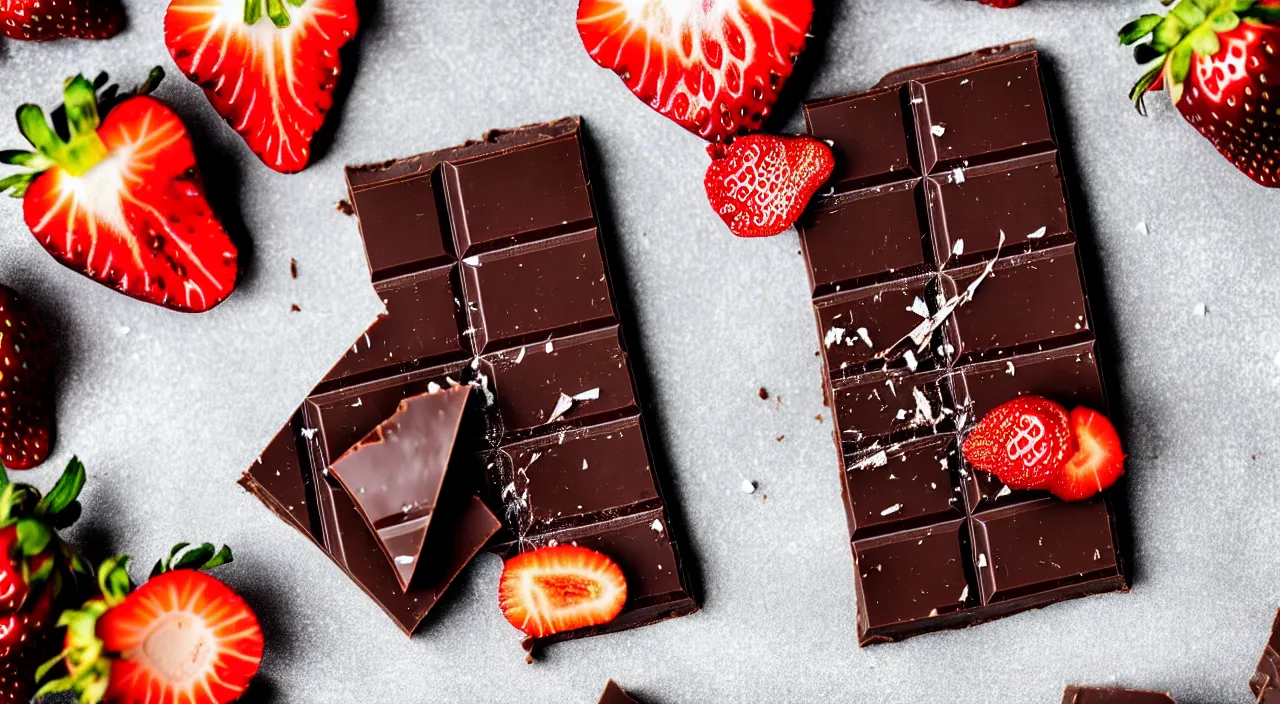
[[798, 44, 1128, 645], [241, 118, 696, 640], [1062, 686, 1174, 703], [598, 681, 642, 704], [1253, 610, 1280, 703]]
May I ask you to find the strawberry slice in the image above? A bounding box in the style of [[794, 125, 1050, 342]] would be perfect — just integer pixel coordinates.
[[0, 284, 55, 470], [0, 71, 239, 313], [704, 133, 834, 238], [1050, 407, 1126, 502], [38, 544, 262, 704], [165, 0, 360, 173], [961, 396, 1075, 490], [577, 0, 815, 143], [498, 544, 627, 639], [0, 0, 124, 41]]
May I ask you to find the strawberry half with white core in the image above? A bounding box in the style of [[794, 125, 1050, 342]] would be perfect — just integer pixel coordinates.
[[0, 71, 239, 312], [38, 543, 263, 704], [704, 133, 834, 237], [1121, 0, 1280, 187], [0, 458, 90, 704], [498, 544, 627, 639], [165, 0, 360, 173], [577, 0, 815, 143]]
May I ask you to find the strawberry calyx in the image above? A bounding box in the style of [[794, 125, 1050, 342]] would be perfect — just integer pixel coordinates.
[[35, 542, 233, 702], [246, 0, 306, 28], [0, 68, 164, 197], [1120, 0, 1280, 112], [0, 457, 90, 611]]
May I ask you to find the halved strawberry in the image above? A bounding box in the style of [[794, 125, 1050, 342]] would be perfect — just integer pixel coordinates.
[[961, 396, 1075, 490], [704, 133, 834, 238], [498, 544, 627, 639], [0, 71, 239, 313], [165, 0, 360, 173], [38, 543, 262, 704], [577, 0, 815, 143], [1050, 407, 1126, 502]]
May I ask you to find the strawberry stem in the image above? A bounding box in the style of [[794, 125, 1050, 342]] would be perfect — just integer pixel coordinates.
[[244, 0, 263, 25], [266, 0, 291, 28]]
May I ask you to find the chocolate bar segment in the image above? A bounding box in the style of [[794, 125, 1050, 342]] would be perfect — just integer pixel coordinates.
[[798, 44, 1128, 645], [598, 681, 643, 704], [1062, 687, 1174, 704], [241, 118, 696, 639], [1253, 609, 1280, 703]]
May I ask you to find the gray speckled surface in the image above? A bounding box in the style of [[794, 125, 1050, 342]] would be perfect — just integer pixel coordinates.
[[2, 1, 1279, 702]]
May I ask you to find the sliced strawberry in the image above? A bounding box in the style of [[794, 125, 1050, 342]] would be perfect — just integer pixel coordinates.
[[961, 396, 1074, 490], [577, 0, 815, 143], [498, 544, 627, 639], [1050, 406, 1126, 502], [0, 0, 124, 41], [1, 71, 239, 312], [704, 133, 833, 238], [165, 0, 360, 173], [38, 544, 261, 704], [0, 284, 55, 470]]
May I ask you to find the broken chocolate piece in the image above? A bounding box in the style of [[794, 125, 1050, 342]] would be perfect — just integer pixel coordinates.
[[1253, 609, 1280, 703], [1062, 686, 1174, 703], [598, 681, 642, 704]]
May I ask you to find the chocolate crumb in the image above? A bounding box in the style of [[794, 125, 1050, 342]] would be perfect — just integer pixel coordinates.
[[290, 258, 298, 279], [336, 199, 355, 215], [758, 387, 769, 400], [775, 395, 782, 409], [814, 414, 823, 424], [291, 304, 301, 312], [776, 435, 785, 442], [762, 494, 768, 501]]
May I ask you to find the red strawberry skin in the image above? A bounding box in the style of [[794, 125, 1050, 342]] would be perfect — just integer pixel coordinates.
[[0, 535, 56, 704], [704, 133, 834, 238], [1050, 407, 1126, 502], [577, 0, 814, 143], [499, 544, 627, 639], [0, 285, 54, 470], [20, 95, 239, 313], [97, 569, 263, 704], [961, 397, 1074, 490], [1176, 20, 1280, 187], [165, 0, 360, 173], [974, 0, 1025, 7], [0, 0, 124, 41]]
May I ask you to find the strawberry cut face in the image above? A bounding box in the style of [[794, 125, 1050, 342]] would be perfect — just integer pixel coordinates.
[[577, 0, 815, 143], [165, 0, 360, 173]]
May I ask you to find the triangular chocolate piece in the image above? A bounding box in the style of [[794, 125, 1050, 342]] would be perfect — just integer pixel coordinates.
[[329, 385, 472, 591]]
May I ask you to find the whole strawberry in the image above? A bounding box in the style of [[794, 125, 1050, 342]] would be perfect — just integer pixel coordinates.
[[0, 70, 239, 312], [0, 458, 89, 704], [38, 543, 263, 704], [0, 0, 124, 41], [0, 284, 54, 470], [1121, 0, 1280, 187], [577, 0, 815, 144], [704, 133, 834, 238], [165, 0, 360, 173]]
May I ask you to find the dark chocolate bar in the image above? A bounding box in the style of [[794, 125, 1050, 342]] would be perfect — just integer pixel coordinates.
[[796, 43, 1129, 645], [1062, 687, 1174, 704], [598, 681, 642, 704], [241, 118, 697, 640], [1253, 609, 1280, 703]]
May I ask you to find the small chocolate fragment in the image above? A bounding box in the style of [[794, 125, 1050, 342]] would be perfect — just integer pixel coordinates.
[[1253, 609, 1280, 703], [1062, 686, 1174, 703], [329, 386, 472, 591], [598, 681, 642, 704], [797, 43, 1129, 645]]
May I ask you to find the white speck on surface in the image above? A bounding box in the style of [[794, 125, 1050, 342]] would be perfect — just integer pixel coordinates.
[[741, 480, 757, 494], [825, 326, 846, 347], [462, 255, 481, 266], [978, 553, 988, 568], [856, 327, 873, 348], [880, 503, 902, 516], [1026, 226, 1047, 239], [395, 556, 414, 565], [904, 349, 918, 371], [116, 326, 131, 336], [1136, 221, 1149, 235], [582, 459, 589, 470], [651, 519, 664, 533], [908, 297, 930, 318], [427, 381, 442, 393], [996, 485, 1012, 498], [514, 346, 526, 364], [952, 239, 965, 256], [1194, 303, 1208, 317], [572, 387, 600, 401], [931, 124, 946, 137], [951, 167, 965, 184], [853, 450, 889, 469], [960, 585, 970, 602], [1006, 361, 1016, 376], [546, 393, 574, 424], [545, 341, 554, 354]]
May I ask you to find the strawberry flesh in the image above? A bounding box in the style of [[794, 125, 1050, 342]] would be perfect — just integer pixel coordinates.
[[0, 285, 54, 470], [961, 396, 1074, 490], [577, 0, 815, 143], [498, 544, 627, 639], [1050, 406, 1126, 502], [0, 0, 124, 41], [165, 0, 360, 173], [704, 133, 834, 238]]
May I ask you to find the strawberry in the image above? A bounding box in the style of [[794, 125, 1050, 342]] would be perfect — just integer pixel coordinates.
[[704, 133, 834, 238], [973, 0, 1025, 7], [165, 0, 360, 173], [0, 0, 124, 41], [1050, 407, 1126, 502], [0, 458, 90, 704], [0, 71, 239, 312], [38, 543, 263, 704], [1121, 0, 1280, 187], [0, 284, 55, 470], [961, 397, 1075, 491], [577, 0, 815, 144], [498, 544, 627, 639]]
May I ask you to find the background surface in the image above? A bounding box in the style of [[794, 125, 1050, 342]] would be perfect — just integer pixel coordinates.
[[2, 1, 1279, 702]]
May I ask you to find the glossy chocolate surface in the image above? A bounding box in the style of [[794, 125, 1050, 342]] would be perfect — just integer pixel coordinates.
[[1253, 610, 1280, 703], [240, 118, 696, 639], [1062, 686, 1175, 704], [598, 681, 642, 704], [798, 45, 1128, 645]]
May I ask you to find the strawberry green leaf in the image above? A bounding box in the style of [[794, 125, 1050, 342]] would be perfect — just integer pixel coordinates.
[[1188, 25, 1222, 57], [1130, 61, 1167, 115], [1169, 40, 1195, 87], [205, 544, 234, 570], [1120, 14, 1164, 44], [266, 0, 291, 28], [16, 518, 53, 556], [245, 0, 264, 25], [287, 0, 304, 6], [16, 104, 63, 158], [0, 172, 36, 199], [1134, 42, 1166, 64], [1152, 14, 1190, 51], [136, 67, 165, 97], [0, 464, 8, 489], [1170, 0, 1207, 27], [1211, 10, 1241, 31], [37, 457, 86, 518]]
